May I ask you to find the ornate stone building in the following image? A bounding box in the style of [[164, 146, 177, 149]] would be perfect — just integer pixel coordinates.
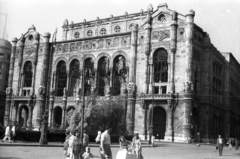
[[0, 39, 11, 125], [4, 4, 240, 142]]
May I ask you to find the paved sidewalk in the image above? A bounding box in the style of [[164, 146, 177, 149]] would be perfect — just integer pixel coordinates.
[[0, 140, 214, 147]]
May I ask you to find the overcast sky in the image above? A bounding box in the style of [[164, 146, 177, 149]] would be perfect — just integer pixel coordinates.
[[1, 0, 240, 61]]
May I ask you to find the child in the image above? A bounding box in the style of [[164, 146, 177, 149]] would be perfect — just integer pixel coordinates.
[[82, 146, 93, 159], [151, 135, 155, 148]]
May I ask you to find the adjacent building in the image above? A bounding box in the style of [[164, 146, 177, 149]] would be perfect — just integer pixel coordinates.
[[4, 3, 240, 142], [0, 39, 11, 125]]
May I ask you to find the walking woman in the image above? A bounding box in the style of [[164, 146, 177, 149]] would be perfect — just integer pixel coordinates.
[[116, 136, 131, 159], [131, 133, 143, 159]]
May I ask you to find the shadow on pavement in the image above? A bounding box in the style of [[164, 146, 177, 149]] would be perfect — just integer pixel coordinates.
[[0, 157, 22, 159]]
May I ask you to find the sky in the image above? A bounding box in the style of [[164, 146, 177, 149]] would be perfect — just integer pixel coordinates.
[[0, 0, 240, 62]]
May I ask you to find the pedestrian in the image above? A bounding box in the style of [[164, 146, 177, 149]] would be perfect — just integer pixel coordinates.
[[82, 146, 93, 159], [228, 138, 233, 150], [151, 135, 155, 148], [235, 138, 239, 150], [68, 130, 77, 159], [131, 133, 143, 159], [116, 135, 131, 159], [148, 127, 153, 145], [11, 124, 16, 142], [95, 130, 101, 144], [83, 130, 89, 152], [73, 131, 82, 159], [100, 126, 112, 159], [216, 135, 224, 156], [2, 124, 11, 143]]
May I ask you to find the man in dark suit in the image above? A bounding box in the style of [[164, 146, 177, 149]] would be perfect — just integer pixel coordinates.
[[216, 135, 224, 156]]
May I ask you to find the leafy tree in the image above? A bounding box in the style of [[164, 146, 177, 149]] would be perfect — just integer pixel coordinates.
[[66, 95, 127, 135]]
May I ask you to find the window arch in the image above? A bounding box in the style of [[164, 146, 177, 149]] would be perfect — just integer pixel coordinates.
[[74, 32, 80, 38], [56, 61, 67, 96], [23, 61, 33, 87], [153, 49, 168, 82], [100, 28, 107, 35], [87, 30, 93, 37], [84, 58, 94, 96], [69, 59, 80, 96], [114, 25, 121, 33], [112, 55, 127, 95], [97, 57, 109, 96]]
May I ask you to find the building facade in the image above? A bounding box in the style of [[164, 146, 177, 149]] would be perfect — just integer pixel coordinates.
[[4, 4, 240, 142], [0, 39, 11, 125]]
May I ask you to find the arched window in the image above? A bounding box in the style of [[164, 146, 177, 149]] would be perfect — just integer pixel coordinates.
[[56, 61, 67, 96], [112, 55, 127, 95], [84, 58, 94, 96], [114, 26, 121, 33], [100, 28, 107, 35], [97, 57, 109, 96], [153, 49, 168, 83], [23, 61, 33, 87], [69, 60, 80, 96]]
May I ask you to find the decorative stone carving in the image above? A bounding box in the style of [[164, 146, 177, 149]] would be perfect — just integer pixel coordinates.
[[77, 42, 82, 50], [50, 88, 55, 96], [113, 38, 119, 47], [76, 86, 81, 96], [63, 19, 68, 26], [63, 44, 69, 53], [63, 87, 67, 97], [70, 43, 75, 52], [106, 39, 111, 48], [147, 3, 153, 12], [6, 87, 12, 96], [183, 82, 193, 93], [152, 30, 170, 41], [38, 86, 45, 96], [98, 40, 104, 49], [127, 83, 136, 95]]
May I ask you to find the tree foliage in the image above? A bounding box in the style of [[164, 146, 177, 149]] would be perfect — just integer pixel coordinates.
[[66, 96, 127, 135]]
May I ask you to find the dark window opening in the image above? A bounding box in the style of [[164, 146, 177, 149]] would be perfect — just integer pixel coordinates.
[[56, 61, 67, 96], [153, 49, 168, 83], [23, 61, 33, 87]]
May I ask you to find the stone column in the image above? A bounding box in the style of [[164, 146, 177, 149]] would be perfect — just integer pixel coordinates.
[[4, 37, 18, 126], [33, 33, 51, 130], [144, 22, 151, 94], [182, 10, 195, 141], [170, 11, 178, 93], [49, 89, 55, 129], [31, 33, 40, 95], [126, 24, 138, 135], [61, 95, 67, 129], [17, 36, 25, 95]]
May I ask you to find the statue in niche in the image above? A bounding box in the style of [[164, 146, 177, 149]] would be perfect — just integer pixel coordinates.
[[38, 86, 45, 96], [50, 88, 55, 96], [104, 84, 110, 96], [116, 56, 126, 75], [6, 87, 12, 96], [63, 87, 67, 97], [76, 86, 81, 96]]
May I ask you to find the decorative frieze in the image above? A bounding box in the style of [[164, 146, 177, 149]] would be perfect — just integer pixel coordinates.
[[54, 35, 131, 54], [152, 30, 170, 41]]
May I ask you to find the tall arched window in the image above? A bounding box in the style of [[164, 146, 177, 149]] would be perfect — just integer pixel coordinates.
[[112, 55, 127, 95], [153, 49, 168, 82], [84, 58, 94, 96], [69, 59, 80, 96], [23, 61, 33, 87], [97, 57, 109, 96], [56, 61, 67, 96]]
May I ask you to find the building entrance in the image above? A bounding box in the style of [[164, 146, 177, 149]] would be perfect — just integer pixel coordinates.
[[153, 106, 166, 139]]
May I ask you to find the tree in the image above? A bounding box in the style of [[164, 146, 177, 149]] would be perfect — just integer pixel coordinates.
[[66, 95, 127, 135]]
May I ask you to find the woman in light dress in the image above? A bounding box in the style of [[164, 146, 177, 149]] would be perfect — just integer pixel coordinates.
[[116, 136, 132, 159], [131, 133, 143, 159], [95, 130, 101, 144]]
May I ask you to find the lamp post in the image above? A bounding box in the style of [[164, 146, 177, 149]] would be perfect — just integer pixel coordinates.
[[150, 63, 155, 138], [81, 55, 85, 146]]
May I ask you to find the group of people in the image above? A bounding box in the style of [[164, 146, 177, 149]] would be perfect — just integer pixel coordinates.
[[216, 135, 239, 156], [63, 127, 146, 159], [1, 124, 16, 143]]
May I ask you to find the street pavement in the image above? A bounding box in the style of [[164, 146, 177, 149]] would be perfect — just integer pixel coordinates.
[[0, 141, 240, 159]]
